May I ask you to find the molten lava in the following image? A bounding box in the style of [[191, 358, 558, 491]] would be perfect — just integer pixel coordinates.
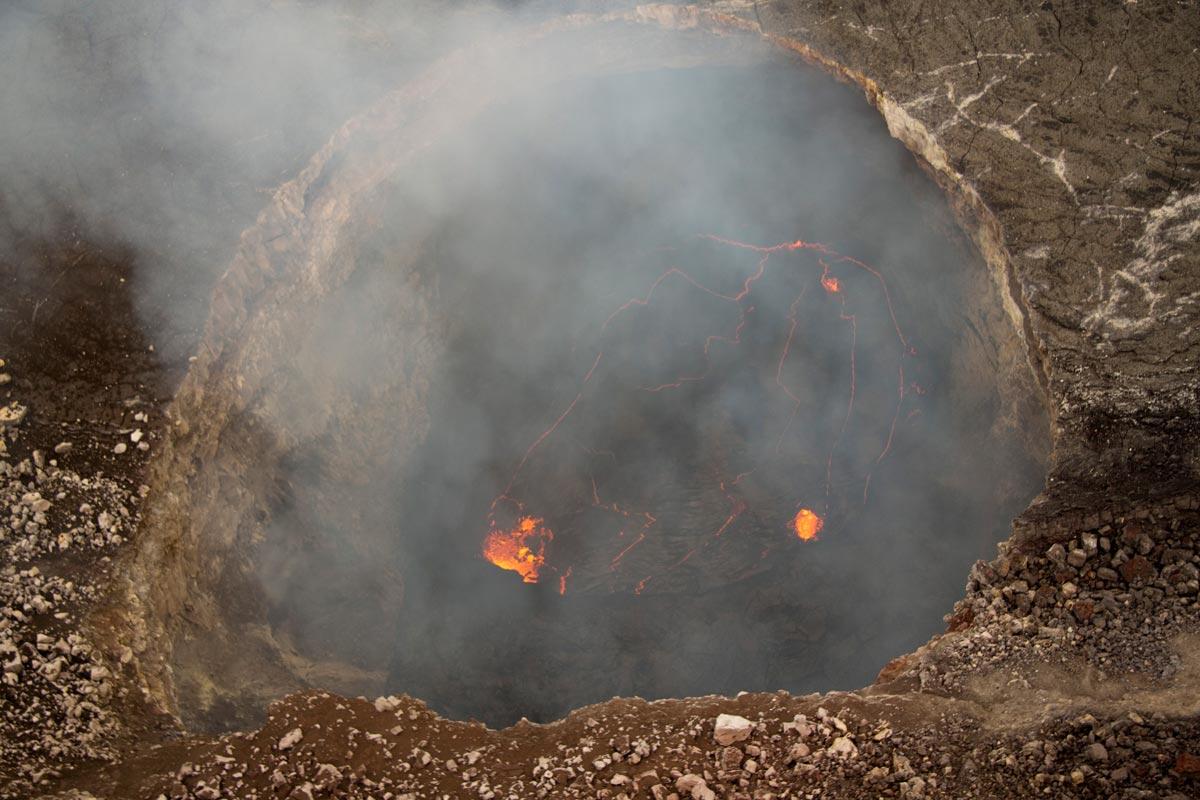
[[482, 515, 552, 583], [481, 233, 917, 592], [791, 508, 824, 541]]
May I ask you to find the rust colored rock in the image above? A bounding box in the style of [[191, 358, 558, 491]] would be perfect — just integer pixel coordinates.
[[945, 606, 975, 633], [1121, 520, 1147, 547], [1174, 752, 1200, 776], [875, 654, 915, 684], [1072, 601, 1095, 624], [1034, 585, 1057, 607], [1118, 555, 1155, 584]]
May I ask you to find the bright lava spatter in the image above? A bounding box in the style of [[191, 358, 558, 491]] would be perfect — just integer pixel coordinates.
[[482, 515, 552, 583], [482, 234, 916, 591], [791, 508, 824, 541]]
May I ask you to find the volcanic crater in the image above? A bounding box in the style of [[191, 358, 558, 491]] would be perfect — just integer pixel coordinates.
[[2, 3, 1198, 799], [127, 23, 1047, 732]]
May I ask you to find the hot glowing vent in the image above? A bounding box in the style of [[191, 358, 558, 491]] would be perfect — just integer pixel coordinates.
[[791, 508, 824, 541], [483, 515, 553, 583]]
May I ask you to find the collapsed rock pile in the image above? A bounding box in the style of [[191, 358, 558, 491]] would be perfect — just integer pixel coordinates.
[[2, 458, 140, 563], [0, 565, 120, 791], [911, 500, 1200, 692], [0, 357, 140, 798]]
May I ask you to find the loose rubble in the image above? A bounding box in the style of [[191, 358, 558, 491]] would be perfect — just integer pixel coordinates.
[[907, 500, 1200, 693], [0, 356, 149, 798], [116, 691, 1199, 800]]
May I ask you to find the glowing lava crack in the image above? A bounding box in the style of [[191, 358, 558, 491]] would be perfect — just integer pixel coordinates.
[[483, 234, 917, 592]]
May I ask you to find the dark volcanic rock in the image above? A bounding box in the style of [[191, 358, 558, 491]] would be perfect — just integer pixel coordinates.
[[756, 1, 1199, 515]]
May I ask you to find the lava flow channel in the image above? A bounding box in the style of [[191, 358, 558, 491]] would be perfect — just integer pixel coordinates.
[[482, 234, 917, 591]]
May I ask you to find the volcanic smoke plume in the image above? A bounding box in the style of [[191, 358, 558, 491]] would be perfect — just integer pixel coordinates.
[[364, 63, 1046, 726], [0, 2, 1048, 730]]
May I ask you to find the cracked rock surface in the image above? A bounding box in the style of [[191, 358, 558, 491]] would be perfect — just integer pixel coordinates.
[[752, 0, 1200, 517]]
